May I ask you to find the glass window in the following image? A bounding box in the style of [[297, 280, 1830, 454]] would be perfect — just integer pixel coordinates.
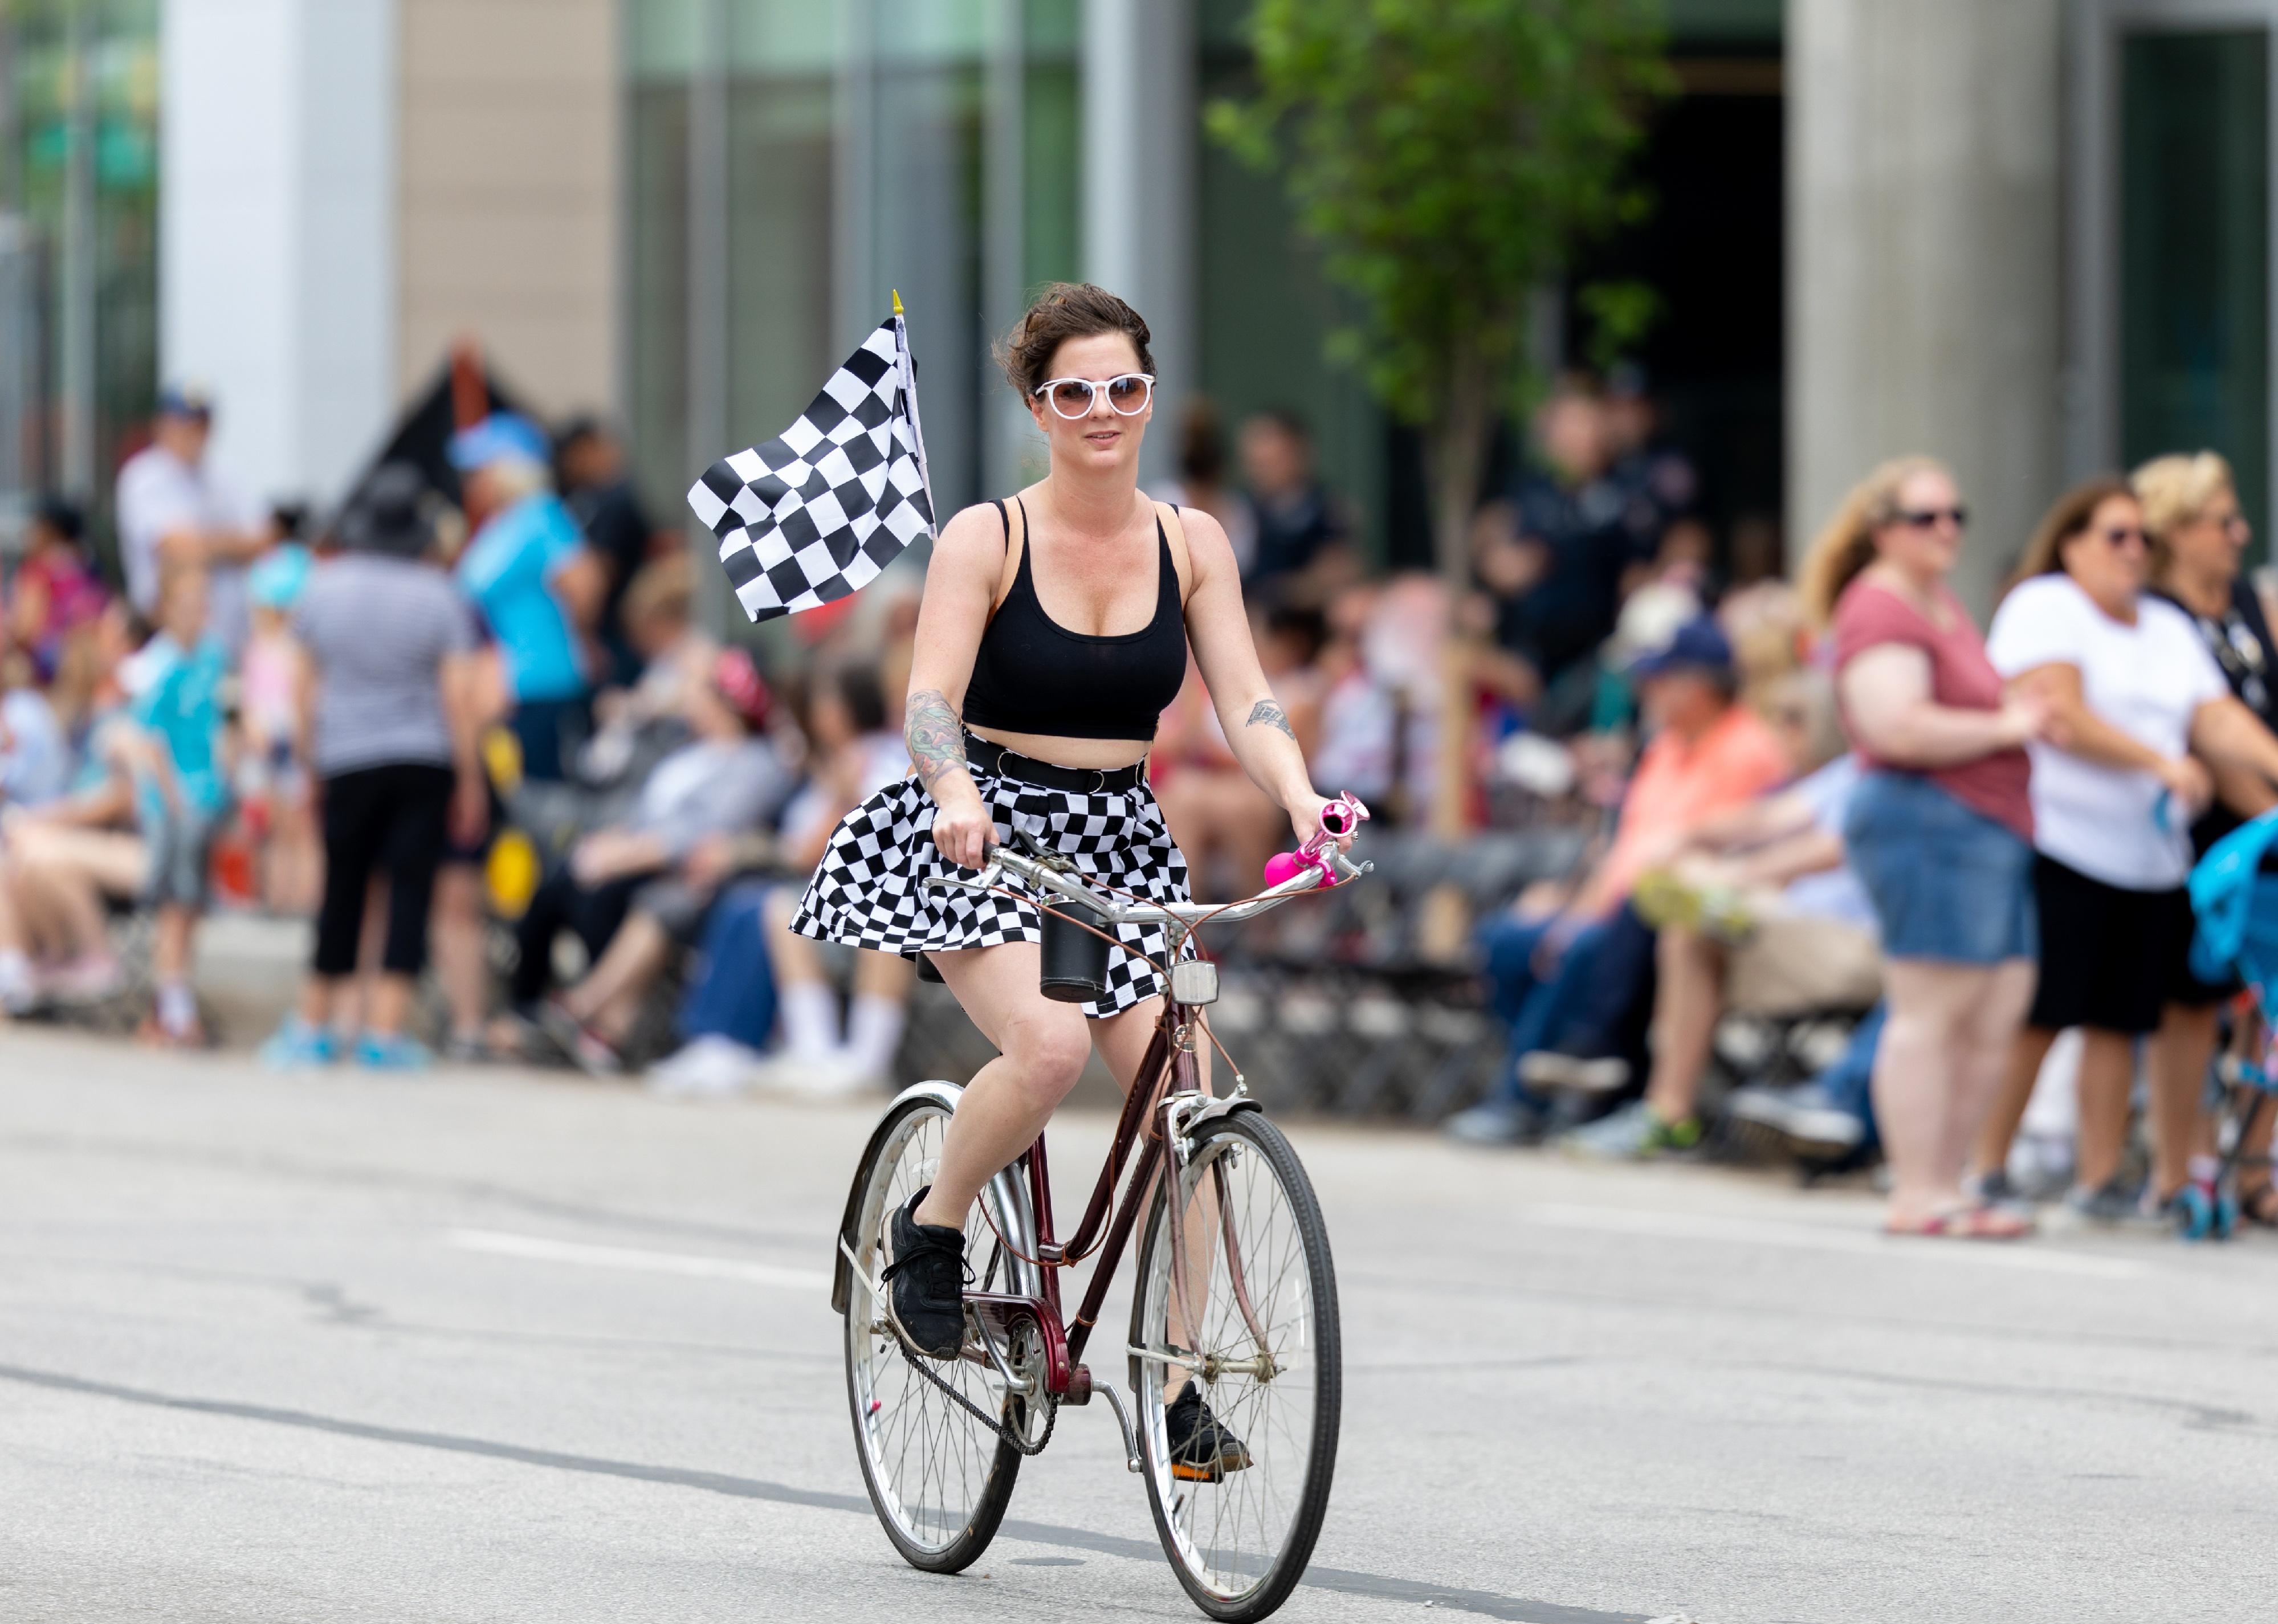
[[2121, 28, 2270, 549], [724, 32, 835, 464], [626, 44, 691, 538], [0, 0, 161, 546], [869, 0, 986, 518]]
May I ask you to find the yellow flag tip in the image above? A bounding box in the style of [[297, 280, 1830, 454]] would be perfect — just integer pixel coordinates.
[[891, 289, 904, 316]]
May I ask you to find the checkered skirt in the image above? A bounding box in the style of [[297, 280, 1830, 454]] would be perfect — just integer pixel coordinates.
[[788, 764, 1192, 1018]]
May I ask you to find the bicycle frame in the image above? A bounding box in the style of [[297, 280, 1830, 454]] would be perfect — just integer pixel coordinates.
[[915, 840, 1368, 1407]]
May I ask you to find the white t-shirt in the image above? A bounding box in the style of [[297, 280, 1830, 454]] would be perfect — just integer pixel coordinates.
[[114, 444, 255, 651], [1987, 574, 2227, 889]]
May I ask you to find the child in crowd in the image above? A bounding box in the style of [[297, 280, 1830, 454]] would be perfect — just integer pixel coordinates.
[[6, 499, 108, 684], [124, 564, 232, 1046], [238, 545, 320, 912]]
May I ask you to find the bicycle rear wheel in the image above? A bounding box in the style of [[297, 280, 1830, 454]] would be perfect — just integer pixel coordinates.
[[842, 1087, 1032, 1572], [1130, 1111, 1341, 1622]]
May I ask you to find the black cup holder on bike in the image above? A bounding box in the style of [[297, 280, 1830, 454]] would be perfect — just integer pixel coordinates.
[[1038, 895, 1113, 1004]]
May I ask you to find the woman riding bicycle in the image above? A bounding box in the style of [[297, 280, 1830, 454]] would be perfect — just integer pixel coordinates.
[[790, 284, 1352, 1461]]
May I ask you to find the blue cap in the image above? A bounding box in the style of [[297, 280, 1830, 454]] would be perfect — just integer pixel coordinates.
[[156, 383, 214, 420], [1630, 615, 1734, 681], [248, 543, 312, 610], [448, 412, 548, 471]]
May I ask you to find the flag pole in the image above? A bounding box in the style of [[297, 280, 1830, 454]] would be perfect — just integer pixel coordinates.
[[890, 289, 936, 537]]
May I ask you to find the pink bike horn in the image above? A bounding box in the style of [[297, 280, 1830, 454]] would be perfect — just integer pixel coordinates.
[[1263, 792, 1371, 888]]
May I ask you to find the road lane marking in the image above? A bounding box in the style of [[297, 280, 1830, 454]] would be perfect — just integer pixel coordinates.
[[0, 1360, 1648, 1624], [444, 1229, 832, 1292], [1517, 1203, 2147, 1280]]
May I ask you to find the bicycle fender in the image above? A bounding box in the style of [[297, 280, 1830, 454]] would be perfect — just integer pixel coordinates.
[[831, 1079, 965, 1316], [1179, 1095, 1265, 1145]]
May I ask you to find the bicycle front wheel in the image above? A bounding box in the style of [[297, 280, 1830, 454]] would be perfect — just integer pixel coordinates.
[[842, 1087, 1029, 1573], [1130, 1111, 1341, 1622]]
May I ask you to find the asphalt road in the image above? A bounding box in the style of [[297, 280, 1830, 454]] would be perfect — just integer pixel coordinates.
[[3, 1027, 2275, 1624]]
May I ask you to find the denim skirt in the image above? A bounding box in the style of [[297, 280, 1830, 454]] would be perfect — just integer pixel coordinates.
[[1844, 770, 2037, 964]]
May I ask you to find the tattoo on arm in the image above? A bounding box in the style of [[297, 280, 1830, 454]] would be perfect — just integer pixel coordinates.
[[906, 688, 968, 790], [1245, 699, 1296, 741]]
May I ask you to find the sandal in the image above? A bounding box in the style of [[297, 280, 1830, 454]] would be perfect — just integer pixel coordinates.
[[1884, 1201, 2034, 1241]]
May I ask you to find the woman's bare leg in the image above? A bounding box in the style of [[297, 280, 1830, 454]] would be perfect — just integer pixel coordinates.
[[10, 860, 108, 959], [563, 911, 670, 1032], [916, 942, 1097, 1230], [15, 826, 148, 897], [1091, 991, 1215, 1402], [1876, 959, 1983, 1224], [2147, 1001, 2218, 1199], [1945, 958, 2037, 1192], [2072, 1029, 2138, 1193], [1644, 927, 1724, 1124], [430, 864, 490, 1042], [1975, 1022, 2061, 1184]]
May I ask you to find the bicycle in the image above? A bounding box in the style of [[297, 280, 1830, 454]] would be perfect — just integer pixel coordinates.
[[830, 815, 1370, 1622]]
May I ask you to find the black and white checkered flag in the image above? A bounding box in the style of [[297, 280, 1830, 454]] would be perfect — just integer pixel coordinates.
[[686, 308, 935, 622]]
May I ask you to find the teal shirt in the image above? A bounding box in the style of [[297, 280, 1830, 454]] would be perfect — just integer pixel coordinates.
[[455, 492, 590, 703], [130, 633, 231, 818]]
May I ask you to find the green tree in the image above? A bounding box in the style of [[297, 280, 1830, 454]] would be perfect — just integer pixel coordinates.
[[1211, 0, 1671, 589]]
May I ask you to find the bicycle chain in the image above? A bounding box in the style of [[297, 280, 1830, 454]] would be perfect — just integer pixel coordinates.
[[894, 1333, 1057, 1456]]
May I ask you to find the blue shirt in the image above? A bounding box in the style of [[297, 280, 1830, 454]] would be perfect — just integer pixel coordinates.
[[129, 633, 231, 817], [456, 492, 590, 703]]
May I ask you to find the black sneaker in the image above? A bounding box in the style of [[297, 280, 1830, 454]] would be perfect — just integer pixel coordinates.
[[1164, 1385, 1252, 1483], [881, 1189, 968, 1357]]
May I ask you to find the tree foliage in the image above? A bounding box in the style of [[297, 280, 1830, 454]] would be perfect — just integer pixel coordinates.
[[1211, 0, 1670, 425]]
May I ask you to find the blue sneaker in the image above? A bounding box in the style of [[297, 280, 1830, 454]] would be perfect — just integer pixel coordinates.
[[261, 1017, 340, 1071], [354, 1032, 434, 1071]]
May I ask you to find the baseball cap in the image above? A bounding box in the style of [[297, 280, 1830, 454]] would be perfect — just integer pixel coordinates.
[[248, 543, 313, 610], [1629, 615, 1734, 682], [447, 412, 548, 471], [156, 383, 214, 421]]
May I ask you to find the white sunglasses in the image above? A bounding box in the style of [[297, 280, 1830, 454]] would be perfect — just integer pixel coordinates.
[[1032, 373, 1155, 420]]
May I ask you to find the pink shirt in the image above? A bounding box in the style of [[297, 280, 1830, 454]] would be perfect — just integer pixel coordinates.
[[1831, 578, 2032, 839]]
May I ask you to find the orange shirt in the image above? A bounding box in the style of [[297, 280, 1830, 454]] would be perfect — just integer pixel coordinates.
[[1599, 705, 1791, 903]]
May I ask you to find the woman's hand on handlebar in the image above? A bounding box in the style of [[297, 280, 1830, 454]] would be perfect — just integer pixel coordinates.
[[930, 785, 997, 871], [1286, 791, 1357, 856]]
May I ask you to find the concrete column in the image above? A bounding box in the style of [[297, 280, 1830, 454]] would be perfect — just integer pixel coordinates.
[[160, 0, 397, 507], [1788, 0, 2064, 613], [1083, 0, 1194, 488]]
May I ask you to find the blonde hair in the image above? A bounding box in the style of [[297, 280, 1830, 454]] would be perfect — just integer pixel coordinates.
[[476, 454, 549, 505], [1798, 456, 1952, 627], [2133, 450, 2235, 581]]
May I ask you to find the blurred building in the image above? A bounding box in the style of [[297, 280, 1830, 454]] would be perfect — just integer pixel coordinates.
[[0, 0, 2268, 618], [1793, 0, 2272, 607]]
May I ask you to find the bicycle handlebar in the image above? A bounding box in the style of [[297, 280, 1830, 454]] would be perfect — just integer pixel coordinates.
[[927, 840, 1371, 932]]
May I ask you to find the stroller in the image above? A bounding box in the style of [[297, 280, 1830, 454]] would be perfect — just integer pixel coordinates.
[[2184, 810, 2278, 1239]]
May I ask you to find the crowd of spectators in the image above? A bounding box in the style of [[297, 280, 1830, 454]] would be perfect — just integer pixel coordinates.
[[5, 374, 2277, 1242]]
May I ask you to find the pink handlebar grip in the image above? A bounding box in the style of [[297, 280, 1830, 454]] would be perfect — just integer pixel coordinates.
[[1261, 791, 1371, 890]]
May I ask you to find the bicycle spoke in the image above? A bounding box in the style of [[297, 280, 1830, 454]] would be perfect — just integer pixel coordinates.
[[845, 1101, 1019, 1563], [1136, 1116, 1337, 1614]]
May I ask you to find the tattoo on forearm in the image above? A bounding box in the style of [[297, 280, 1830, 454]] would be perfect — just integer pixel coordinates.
[[907, 688, 968, 790], [1246, 699, 1296, 741]]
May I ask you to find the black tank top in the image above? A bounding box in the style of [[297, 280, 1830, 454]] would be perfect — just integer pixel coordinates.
[[962, 498, 1189, 741]]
